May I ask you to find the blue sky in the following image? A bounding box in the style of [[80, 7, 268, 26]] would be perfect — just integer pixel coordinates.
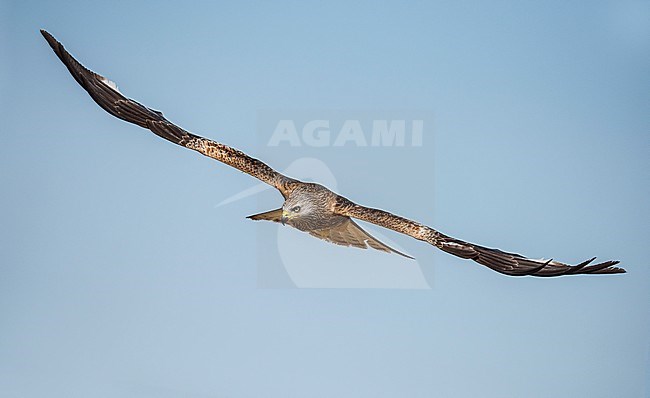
[[1, 1, 649, 397]]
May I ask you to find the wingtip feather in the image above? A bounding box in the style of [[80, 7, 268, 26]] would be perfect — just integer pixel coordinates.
[[40, 29, 59, 49]]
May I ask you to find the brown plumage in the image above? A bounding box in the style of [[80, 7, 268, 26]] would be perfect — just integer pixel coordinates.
[[41, 30, 626, 277]]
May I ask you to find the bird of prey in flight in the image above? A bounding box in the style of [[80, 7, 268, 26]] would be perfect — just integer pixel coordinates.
[[41, 30, 625, 277]]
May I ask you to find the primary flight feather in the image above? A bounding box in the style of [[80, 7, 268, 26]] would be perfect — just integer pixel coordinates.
[[40, 30, 625, 277]]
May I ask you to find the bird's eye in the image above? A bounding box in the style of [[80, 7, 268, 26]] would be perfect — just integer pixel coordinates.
[[291, 206, 301, 213]]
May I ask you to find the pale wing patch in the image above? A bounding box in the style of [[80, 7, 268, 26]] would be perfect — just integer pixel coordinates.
[[99, 75, 121, 93], [308, 219, 414, 259]]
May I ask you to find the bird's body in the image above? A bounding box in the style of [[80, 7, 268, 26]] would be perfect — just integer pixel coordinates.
[[40, 30, 626, 277]]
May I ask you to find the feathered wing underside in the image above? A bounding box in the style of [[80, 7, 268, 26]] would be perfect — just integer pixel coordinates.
[[40, 30, 296, 198], [308, 219, 414, 259], [334, 198, 625, 277], [248, 210, 413, 259]]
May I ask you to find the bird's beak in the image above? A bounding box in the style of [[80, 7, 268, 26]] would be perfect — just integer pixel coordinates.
[[281, 210, 289, 225]]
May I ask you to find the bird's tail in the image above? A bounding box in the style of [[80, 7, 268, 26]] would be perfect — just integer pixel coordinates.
[[246, 208, 283, 223]]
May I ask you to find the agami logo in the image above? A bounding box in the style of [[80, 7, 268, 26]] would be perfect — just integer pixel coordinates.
[[267, 119, 424, 147]]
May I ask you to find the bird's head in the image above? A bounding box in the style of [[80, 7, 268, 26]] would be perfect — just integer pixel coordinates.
[[281, 184, 332, 231]]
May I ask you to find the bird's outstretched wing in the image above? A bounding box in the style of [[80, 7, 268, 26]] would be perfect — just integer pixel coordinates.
[[41, 30, 296, 197], [247, 209, 413, 258], [334, 197, 625, 277], [308, 218, 414, 259]]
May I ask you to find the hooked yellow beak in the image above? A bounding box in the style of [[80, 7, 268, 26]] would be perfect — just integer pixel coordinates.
[[281, 210, 290, 225]]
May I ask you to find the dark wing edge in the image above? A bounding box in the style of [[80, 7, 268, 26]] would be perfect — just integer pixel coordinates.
[[40, 29, 296, 197], [333, 197, 626, 277]]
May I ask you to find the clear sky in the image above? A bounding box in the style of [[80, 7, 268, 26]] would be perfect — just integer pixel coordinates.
[[1, 1, 649, 397]]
